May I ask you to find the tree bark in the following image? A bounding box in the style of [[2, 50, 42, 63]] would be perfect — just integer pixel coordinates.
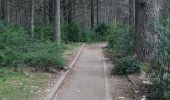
[[67, 0, 73, 23], [91, 0, 94, 30], [134, 0, 160, 62], [129, 0, 135, 30], [30, 0, 35, 39], [96, 0, 99, 25], [6, 0, 10, 23], [54, 0, 61, 43], [43, 0, 49, 25]]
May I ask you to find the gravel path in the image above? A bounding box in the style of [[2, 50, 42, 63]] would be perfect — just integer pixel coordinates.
[[54, 44, 109, 100]]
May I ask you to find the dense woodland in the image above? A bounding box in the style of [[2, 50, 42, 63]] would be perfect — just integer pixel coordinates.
[[0, 0, 170, 100]]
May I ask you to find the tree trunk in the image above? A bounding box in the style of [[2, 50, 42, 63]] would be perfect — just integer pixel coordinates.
[[63, 0, 68, 23], [96, 0, 99, 25], [129, 0, 135, 30], [43, 0, 49, 25], [91, 0, 94, 30], [49, 0, 55, 23], [54, 0, 61, 43], [0, 0, 5, 19], [134, 0, 160, 62], [30, 0, 35, 39], [67, 0, 72, 23], [6, 0, 10, 23]]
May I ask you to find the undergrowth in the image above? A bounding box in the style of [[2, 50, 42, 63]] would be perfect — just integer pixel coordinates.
[[0, 20, 65, 70]]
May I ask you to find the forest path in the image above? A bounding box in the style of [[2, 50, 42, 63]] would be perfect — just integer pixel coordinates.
[[53, 43, 111, 100]]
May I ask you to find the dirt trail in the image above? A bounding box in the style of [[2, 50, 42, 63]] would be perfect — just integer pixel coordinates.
[[53, 44, 111, 100]]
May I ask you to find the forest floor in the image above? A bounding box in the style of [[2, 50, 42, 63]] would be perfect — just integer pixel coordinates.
[[0, 43, 81, 100], [106, 60, 141, 100], [104, 48, 148, 100]]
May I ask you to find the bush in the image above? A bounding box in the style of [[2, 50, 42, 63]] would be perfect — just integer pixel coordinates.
[[0, 20, 65, 70], [22, 42, 65, 69], [62, 22, 107, 43], [0, 20, 28, 66], [94, 23, 109, 41], [150, 78, 170, 100], [111, 56, 140, 75], [35, 25, 53, 40], [81, 31, 94, 42], [108, 22, 133, 57], [62, 22, 81, 43], [148, 22, 170, 100]]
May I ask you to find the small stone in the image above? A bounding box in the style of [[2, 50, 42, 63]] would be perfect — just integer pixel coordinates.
[[38, 91, 41, 93], [19, 82, 23, 85], [46, 89, 50, 92], [143, 81, 152, 84], [141, 97, 146, 100], [26, 73, 29, 77], [118, 96, 125, 99], [29, 91, 33, 93], [135, 90, 139, 93], [50, 84, 54, 87], [77, 91, 81, 93]]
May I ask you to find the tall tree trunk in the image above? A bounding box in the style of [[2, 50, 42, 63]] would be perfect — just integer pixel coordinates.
[[6, 0, 10, 23], [54, 0, 61, 43], [129, 0, 135, 30], [91, 0, 94, 30], [43, 0, 49, 25], [67, 0, 72, 23], [49, 0, 55, 23], [30, 0, 35, 38], [96, 0, 99, 25], [0, 0, 5, 19], [134, 0, 160, 62], [63, 0, 68, 23]]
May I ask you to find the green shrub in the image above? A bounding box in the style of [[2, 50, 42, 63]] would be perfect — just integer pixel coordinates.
[[0, 20, 28, 66], [35, 25, 53, 40], [108, 22, 133, 57], [111, 56, 140, 75], [81, 31, 94, 42], [62, 22, 81, 43], [0, 20, 65, 70], [148, 22, 170, 100], [150, 78, 170, 100], [34, 21, 109, 43], [94, 23, 109, 41], [22, 42, 65, 69]]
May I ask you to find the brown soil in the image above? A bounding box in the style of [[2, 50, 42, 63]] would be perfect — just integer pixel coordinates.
[[105, 60, 140, 100]]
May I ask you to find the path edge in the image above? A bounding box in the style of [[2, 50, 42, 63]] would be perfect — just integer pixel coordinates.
[[43, 45, 84, 100], [103, 60, 112, 100]]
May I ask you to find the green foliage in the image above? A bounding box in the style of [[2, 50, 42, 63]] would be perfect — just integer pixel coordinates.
[[35, 25, 53, 40], [106, 22, 139, 76], [148, 21, 170, 100], [62, 22, 110, 43], [0, 20, 65, 69], [22, 42, 65, 69], [150, 78, 170, 100], [111, 56, 140, 75], [62, 22, 81, 43], [0, 20, 28, 66], [34, 21, 110, 43], [108, 22, 133, 57], [94, 23, 109, 41], [81, 30, 94, 42]]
